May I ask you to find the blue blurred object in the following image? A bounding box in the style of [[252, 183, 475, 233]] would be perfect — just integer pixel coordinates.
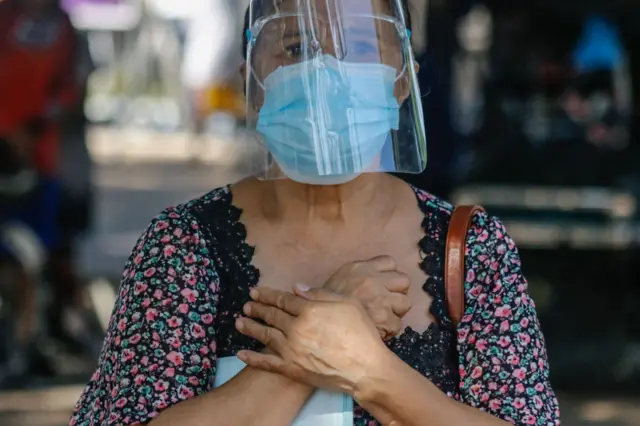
[[572, 15, 623, 73]]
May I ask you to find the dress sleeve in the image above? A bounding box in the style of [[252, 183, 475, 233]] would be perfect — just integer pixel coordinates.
[[69, 208, 220, 426], [456, 212, 560, 426]]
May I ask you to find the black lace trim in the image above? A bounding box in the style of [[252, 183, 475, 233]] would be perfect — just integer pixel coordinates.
[[189, 185, 263, 357]]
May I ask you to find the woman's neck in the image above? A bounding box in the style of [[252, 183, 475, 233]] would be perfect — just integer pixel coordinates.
[[257, 173, 400, 249]]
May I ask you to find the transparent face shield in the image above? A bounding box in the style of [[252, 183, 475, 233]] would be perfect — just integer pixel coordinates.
[[243, 0, 427, 184]]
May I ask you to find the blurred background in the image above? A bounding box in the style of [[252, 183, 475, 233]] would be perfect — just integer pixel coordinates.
[[0, 0, 639, 424]]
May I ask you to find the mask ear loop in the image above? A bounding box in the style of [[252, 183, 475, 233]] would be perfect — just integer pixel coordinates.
[[393, 29, 412, 82]]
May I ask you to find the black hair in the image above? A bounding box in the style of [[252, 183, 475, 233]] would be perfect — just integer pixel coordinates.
[[242, 0, 413, 57]]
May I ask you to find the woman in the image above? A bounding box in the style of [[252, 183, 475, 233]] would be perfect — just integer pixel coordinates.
[[70, 1, 560, 425]]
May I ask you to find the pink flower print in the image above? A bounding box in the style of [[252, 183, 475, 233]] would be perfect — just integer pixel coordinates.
[[168, 337, 181, 349], [466, 269, 476, 282], [154, 380, 169, 392], [131, 365, 139, 375], [145, 308, 158, 321], [457, 328, 469, 341], [209, 341, 216, 353], [520, 317, 530, 328], [188, 376, 200, 386], [185, 253, 197, 264], [141, 298, 152, 308], [173, 228, 183, 238], [488, 382, 498, 391], [134, 375, 145, 386], [168, 316, 182, 328], [497, 336, 511, 347], [201, 313, 213, 324], [115, 398, 127, 409], [160, 234, 171, 243], [141, 356, 149, 366], [470, 383, 481, 395], [143, 267, 156, 278], [475, 339, 487, 351], [153, 289, 163, 299], [149, 363, 159, 372], [469, 285, 482, 297], [480, 393, 490, 403], [128, 334, 141, 345], [518, 332, 531, 345], [191, 324, 205, 338], [470, 366, 483, 379], [134, 253, 143, 265], [199, 346, 209, 355], [534, 382, 545, 392], [186, 274, 198, 286], [515, 383, 525, 394], [168, 211, 179, 219], [202, 357, 211, 369], [168, 267, 176, 277], [500, 320, 510, 333], [117, 318, 127, 332], [163, 245, 176, 257], [512, 368, 526, 380], [161, 298, 172, 307], [488, 399, 501, 411], [134, 282, 148, 295], [122, 349, 135, 362], [468, 334, 477, 346], [477, 229, 489, 242], [178, 385, 194, 399], [154, 221, 169, 231], [167, 351, 184, 366], [180, 288, 198, 303], [534, 395, 543, 409], [165, 367, 175, 377], [178, 304, 189, 314], [523, 415, 536, 425], [495, 305, 512, 318]]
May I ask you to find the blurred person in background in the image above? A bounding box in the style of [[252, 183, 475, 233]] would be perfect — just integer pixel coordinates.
[[71, 1, 559, 425], [50, 28, 98, 357], [0, 0, 78, 384]]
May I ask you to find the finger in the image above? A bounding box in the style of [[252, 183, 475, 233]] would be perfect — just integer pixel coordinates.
[[235, 317, 286, 353], [368, 255, 397, 272], [389, 293, 412, 317], [237, 350, 287, 374], [382, 272, 411, 294], [369, 308, 403, 340], [294, 284, 347, 302], [249, 287, 307, 315], [244, 301, 295, 334]]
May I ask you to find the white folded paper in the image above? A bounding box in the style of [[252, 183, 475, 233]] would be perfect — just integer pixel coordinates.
[[214, 356, 354, 426]]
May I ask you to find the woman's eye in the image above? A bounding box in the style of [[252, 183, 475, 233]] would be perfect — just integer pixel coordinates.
[[285, 43, 303, 59]]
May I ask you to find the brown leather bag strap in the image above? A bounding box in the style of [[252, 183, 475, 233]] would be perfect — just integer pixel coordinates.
[[445, 205, 485, 328]]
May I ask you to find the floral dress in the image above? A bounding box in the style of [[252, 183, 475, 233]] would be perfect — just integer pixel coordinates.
[[69, 185, 560, 426]]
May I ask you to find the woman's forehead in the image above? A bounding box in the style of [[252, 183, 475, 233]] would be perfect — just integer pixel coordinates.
[[265, 0, 393, 17]]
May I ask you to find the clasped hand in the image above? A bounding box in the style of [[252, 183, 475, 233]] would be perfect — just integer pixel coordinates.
[[235, 256, 411, 395]]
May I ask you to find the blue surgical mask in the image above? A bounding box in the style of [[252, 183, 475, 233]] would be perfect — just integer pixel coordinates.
[[256, 55, 400, 185]]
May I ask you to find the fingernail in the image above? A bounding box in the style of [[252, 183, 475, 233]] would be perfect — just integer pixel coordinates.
[[249, 288, 259, 300], [243, 303, 251, 315], [235, 318, 244, 331], [295, 283, 310, 292]]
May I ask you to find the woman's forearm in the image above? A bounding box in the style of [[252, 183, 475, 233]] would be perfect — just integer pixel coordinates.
[[150, 367, 313, 426], [354, 351, 510, 426]]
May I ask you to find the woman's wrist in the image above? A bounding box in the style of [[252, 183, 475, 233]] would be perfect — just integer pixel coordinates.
[[352, 344, 402, 405]]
